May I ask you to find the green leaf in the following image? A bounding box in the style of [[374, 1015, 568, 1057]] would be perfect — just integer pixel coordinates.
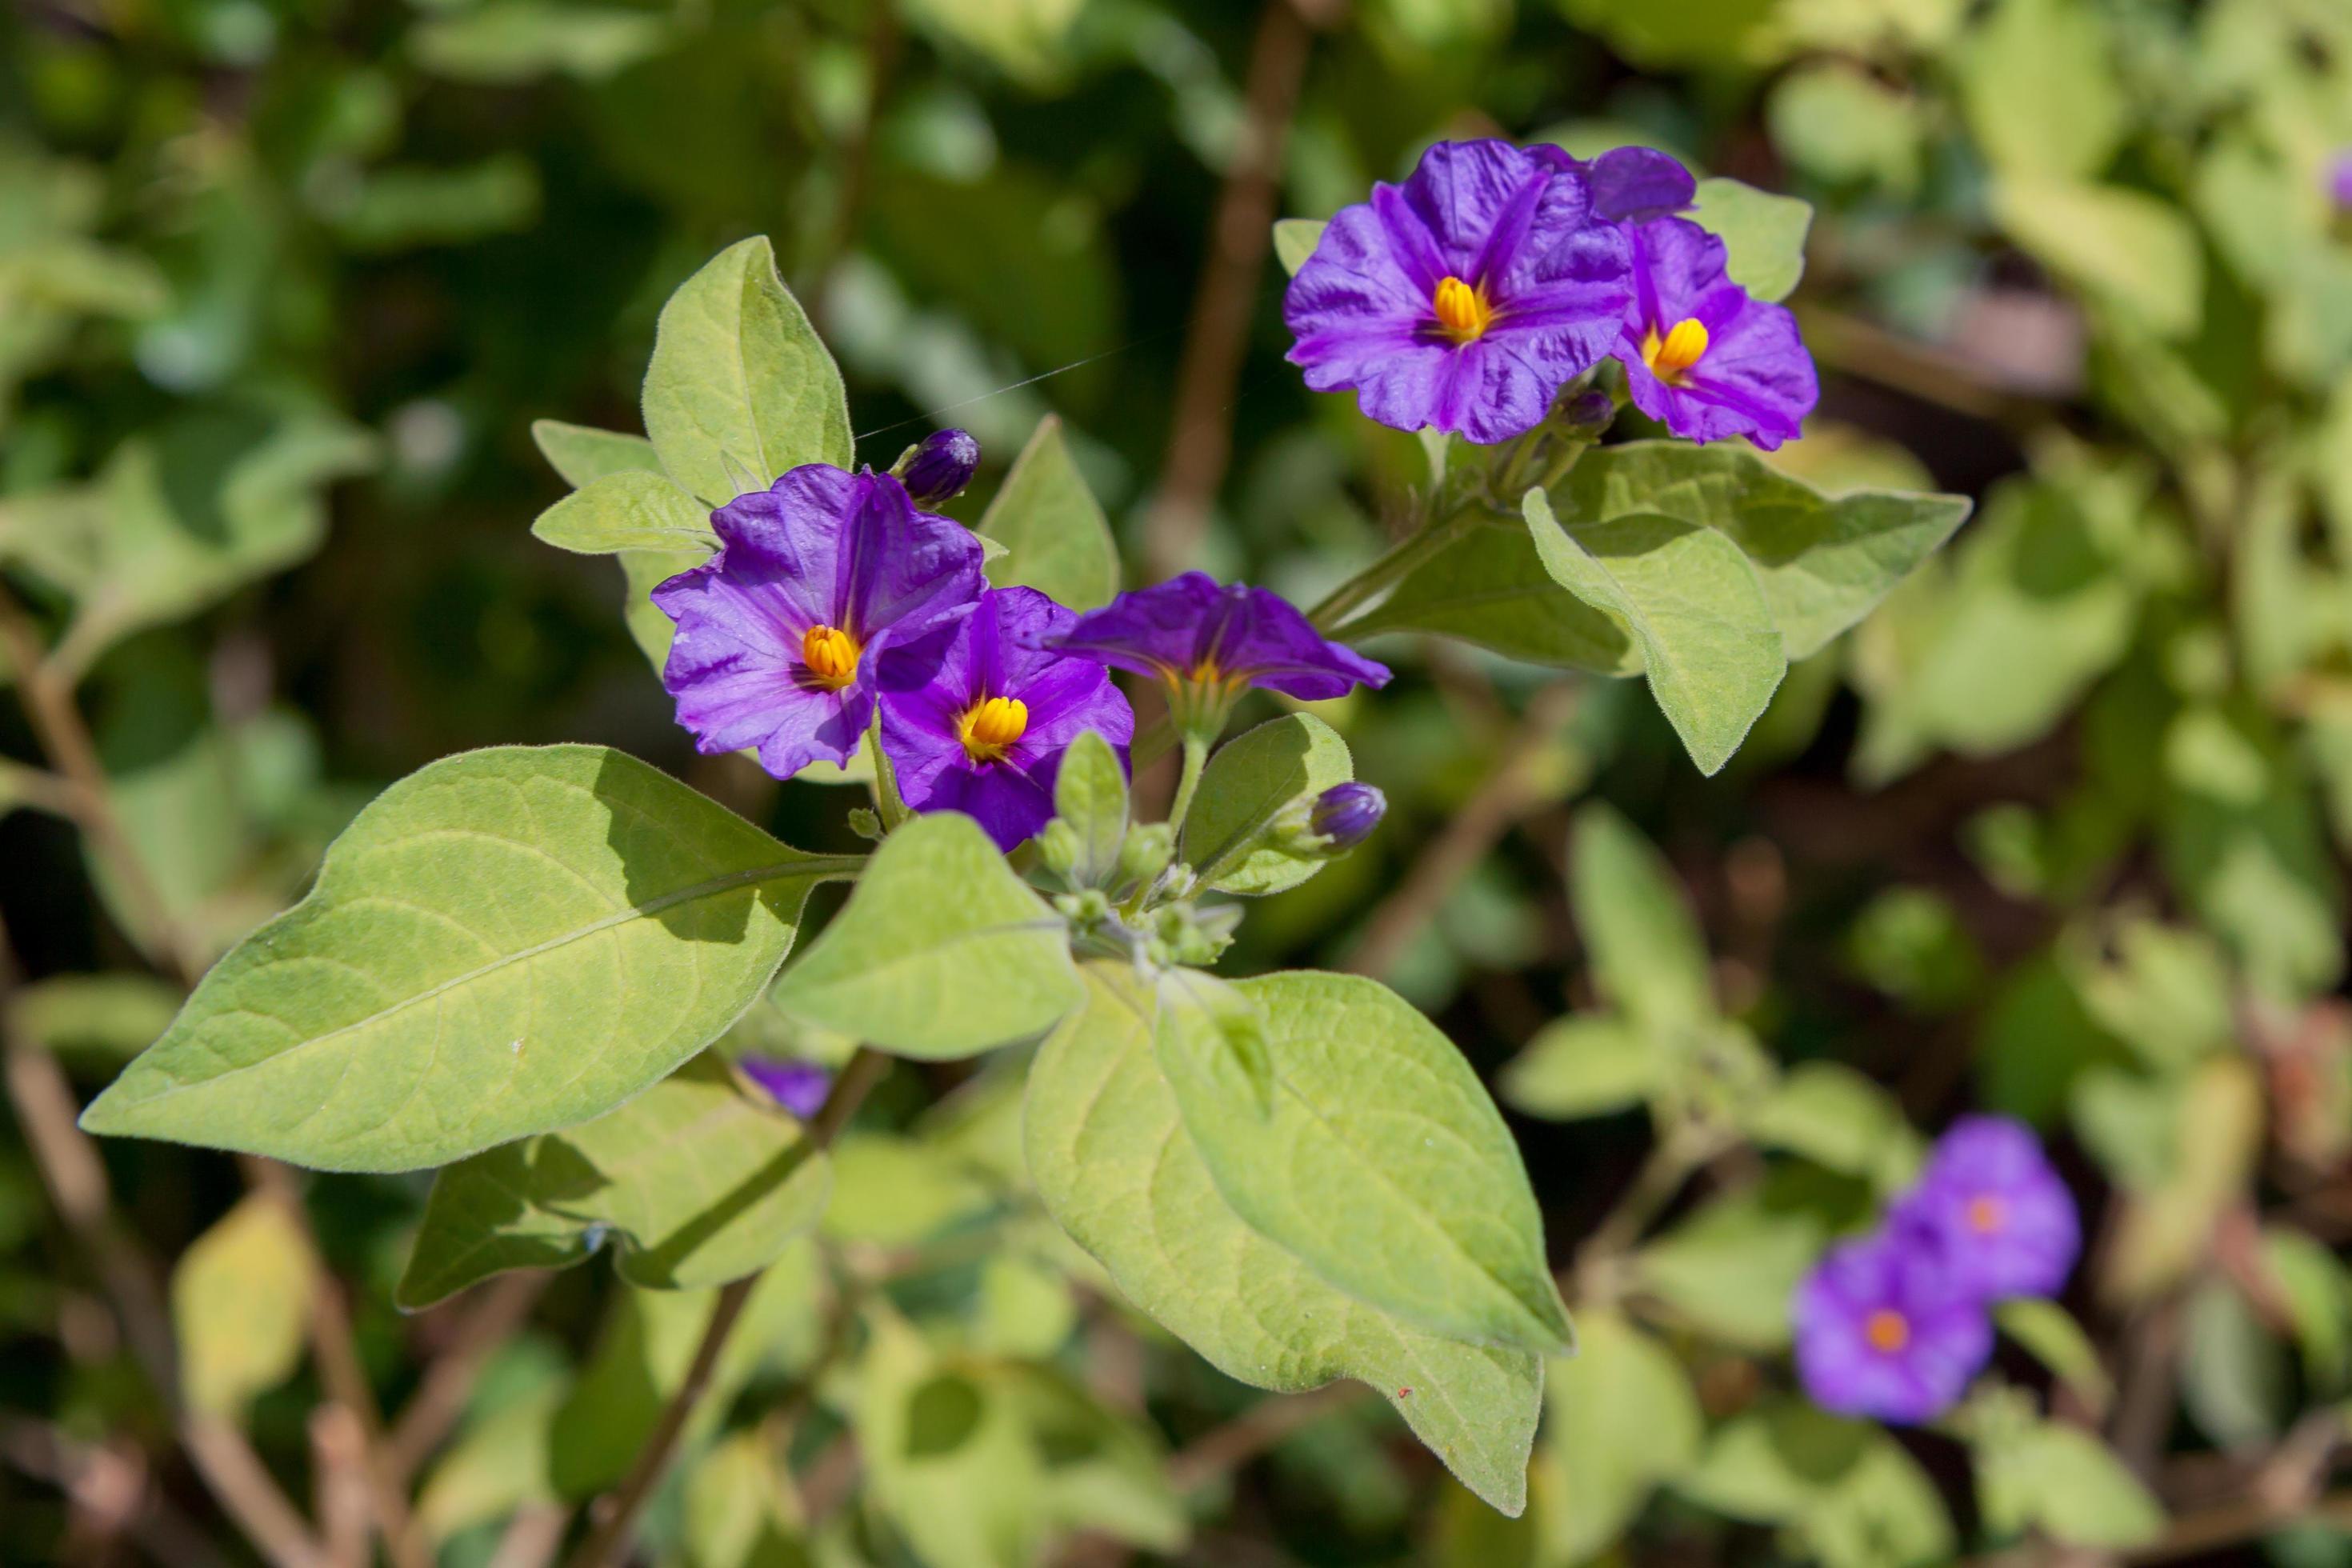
[[531, 470, 714, 556], [1167, 970, 1570, 1354], [772, 812, 1082, 1060], [7, 972, 182, 1067], [1273, 218, 1326, 277], [417, 1380, 563, 1544], [1634, 1186, 1830, 1349], [1524, 492, 1784, 775], [1682, 1401, 1954, 1568], [1954, 0, 2126, 182], [1974, 1419, 2163, 1549], [1990, 178, 2204, 338], [1742, 1062, 1922, 1192], [978, 415, 1119, 611], [410, 0, 672, 83], [1554, 442, 1972, 659], [1531, 1313, 1700, 1564], [82, 746, 843, 1172], [822, 1134, 994, 1246], [2181, 1278, 2288, 1450], [1025, 964, 1542, 1514], [397, 1054, 832, 1307], [1995, 1298, 2114, 1418], [618, 546, 702, 671], [531, 419, 662, 489], [1152, 966, 1274, 1121], [641, 237, 851, 507], [1498, 1015, 1660, 1121], [1344, 521, 1634, 672], [1570, 803, 1714, 1035], [172, 1195, 314, 1417], [1051, 730, 1129, 888], [1688, 178, 1813, 303], [1180, 713, 1353, 895]]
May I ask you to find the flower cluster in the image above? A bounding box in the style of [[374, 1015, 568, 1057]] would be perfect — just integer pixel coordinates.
[[1283, 138, 1818, 450], [654, 451, 1387, 851], [1793, 1117, 2079, 1426]]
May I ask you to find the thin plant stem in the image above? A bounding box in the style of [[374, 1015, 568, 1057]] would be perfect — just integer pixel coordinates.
[[559, 1047, 890, 1568], [1166, 734, 1210, 834], [866, 714, 909, 830]]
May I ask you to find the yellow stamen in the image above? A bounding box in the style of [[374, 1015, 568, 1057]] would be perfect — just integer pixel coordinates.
[[1431, 275, 1494, 343], [1641, 317, 1710, 383], [801, 624, 860, 689], [1966, 1195, 2006, 1235], [958, 695, 1029, 762], [1864, 1309, 1910, 1354], [1189, 658, 1222, 686]]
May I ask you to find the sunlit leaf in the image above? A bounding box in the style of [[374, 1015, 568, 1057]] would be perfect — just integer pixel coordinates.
[[978, 415, 1119, 611]]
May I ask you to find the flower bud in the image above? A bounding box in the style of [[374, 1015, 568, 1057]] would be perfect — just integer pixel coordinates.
[[892, 427, 981, 507], [1561, 388, 1618, 436], [1308, 782, 1385, 851], [1036, 819, 1081, 881], [1116, 822, 1174, 886]]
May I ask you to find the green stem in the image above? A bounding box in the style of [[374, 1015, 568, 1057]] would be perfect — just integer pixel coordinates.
[[1166, 734, 1210, 834], [865, 713, 908, 830]]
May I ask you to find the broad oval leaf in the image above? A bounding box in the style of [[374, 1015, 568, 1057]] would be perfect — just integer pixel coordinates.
[[1024, 963, 1542, 1514], [1052, 729, 1130, 888], [1534, 1312, 1701, 1563], [530, 419, 662, 489], [173, 1194, 315, 1417], [1524, 490, 1786, 776], [1344, 518, 1636, 673], [1170, 970, 1573, 1354], [641, 236, 852, 507], [1570, 802, 1714, 1034], [81, 746, 848, 1172], [1688, 178, 1813, 303], [396, 1053, 833, 1308], [1498, 1015, 1661, 1121], [771, 812, 1082, 1060], [1180, 713, 1353, 895], [978, 414, 1120, 612], [531, 470, 714, 556]]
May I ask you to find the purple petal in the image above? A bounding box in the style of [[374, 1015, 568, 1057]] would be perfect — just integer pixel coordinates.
[[738, 1056, 831, 1118], [1613, 216, 1818, 450], [1792, 1233, 1992, 1426], [1894, 1116, 2081, 1300], [1586, 147, 1698, 223], [1049, 574, 1390, 701]]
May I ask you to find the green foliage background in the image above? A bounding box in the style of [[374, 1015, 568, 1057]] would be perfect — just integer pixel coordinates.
[[3, 0, 2350, 1564]]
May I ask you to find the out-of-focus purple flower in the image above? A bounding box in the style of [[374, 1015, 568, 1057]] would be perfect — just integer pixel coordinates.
[[739, 1057, 832, 1119], [1534, 144, 1697, 224], [654, 466, 983, 779], [1794, 1234, 1993, 1425], [1609, 216, 1818, 450], [894, 428, 981, 508], [1893, 1116, 2080, 1302], [1283, 139, 1631, 444], [1308, 782, 1386, 850], [1048, 573, 1390, 732], [2330, 152, 2352, 211], [880, 585, 1134, 851]]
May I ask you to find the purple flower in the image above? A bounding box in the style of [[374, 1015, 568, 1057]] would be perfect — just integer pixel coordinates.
[[1308, 782, 1385, 850], [1049, 572, 1390, 728], [880, 585, 1134, 851], [1535, 145, 1697, 224], [1283, 139, 1632, 443], [652, 466, 984, 780], [1794, 1233, 1993, 1426], [738, 1057, 831, 1118], [894, 428, 981, 508], [2331, 151, 2352, 211], [1893, 1116, 2080, 1302], [1610, 216, 1818, 450]]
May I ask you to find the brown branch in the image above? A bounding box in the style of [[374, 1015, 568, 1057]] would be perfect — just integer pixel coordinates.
[[1343, 682, 1580, 980], [385, 1272, 550, 1484], [1143, 0, 1338, 578], [560, 1047, 891, 1568], [0, 1418, 232, 1568]]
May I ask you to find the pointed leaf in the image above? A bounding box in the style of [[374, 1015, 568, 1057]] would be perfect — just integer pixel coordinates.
[[172, 1195, 315, 1417], [532, 470, 715, 556], [641, 236, 852, 506], [1688, 178, 1813, 303], [530, 418, 662, 489], [772, 812, 1082, 1060], [1052, 730, 1129, 888], [1571, 803, 1714, 1035], [1273, 218, 1327, 277], [82, 746, 843, 1172], [1025, 964, 1542, 1514], [1181, 713, 1353, 894], [978, 415, 1120, 611], [1345, 518, 1635, 672]]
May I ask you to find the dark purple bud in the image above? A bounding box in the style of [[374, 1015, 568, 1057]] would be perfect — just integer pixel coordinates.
[[1310, 782, 1386, 850], [1562, 389, 1618, 434], [738, 1056, 832, 1119], [893, 428, 981, 508]]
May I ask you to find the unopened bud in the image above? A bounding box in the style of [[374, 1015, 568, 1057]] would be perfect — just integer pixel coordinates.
[[891, 427, 981, 508], [1037, 819, 1081, 880], [1308, 782, 1386, 851], [1561, 389, 1618, 435], [1117, 822, 1174, 886]]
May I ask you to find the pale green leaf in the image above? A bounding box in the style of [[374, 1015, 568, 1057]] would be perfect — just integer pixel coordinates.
[[1634, 1189, 1828, 1349], [1532, 1313, 1700, 1563], [1025, 964, 1543, 1514], [641, 237, 852, 507], [417, 1381, 563, 1543], [1975, 1419, 2163, 1548], [411, 0, 672, 83], [1153, 966, 1275, 1121], [1995, 1298, 2114, 1418], [1181, 713, 1353, 895], [1682, 1401, 1954, 1568], [82, 746, 845, 1172], [531, 419, 662, 489], [397, 1054, 832, 1307], [1344, 520, 1634, 672], [1498, 1015, 1660, 1120], [1051, 730, 1129, 888], [1688, 178, 1813, 303], [1743, 1062, 1922, 1191], [7, 972, 182, 1066], [978, 414, 1119, 611], [531, 470, 714, 556], [172, 1195, 314, 1417], [1524, 492, 1785, 775], [1954, 0, 2126, 181], [1990, 178, 2205, 338], [1570, 803, 1714, 1035], [1554, 442, 1972, 659], [773, 813, 1082, 1060], [1168, 970, 1570, 1354], [682, 1427, 806, 1568], [821, 1134, 994, 1246], [1273, 218, 1326, 277]]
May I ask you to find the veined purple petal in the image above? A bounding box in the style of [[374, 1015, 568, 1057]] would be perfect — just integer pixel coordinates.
[[1047, 573, 1390, 702], [1531, 145, 1698, 223], [1610, 214, 1818, 450]]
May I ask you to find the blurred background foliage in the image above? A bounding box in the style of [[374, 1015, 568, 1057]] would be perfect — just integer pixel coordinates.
[[3, 0, 2352, 1563]]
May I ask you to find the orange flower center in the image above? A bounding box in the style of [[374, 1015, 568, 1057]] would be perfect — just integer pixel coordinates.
[[1432, 275, 1494, 343], [1864, 1309, 1910, 1354], [957, 695, 1028, 762], [1641, 317, 1710, 383], [1966, 1194, 2007, 1234], [801, 624, 860, 689]]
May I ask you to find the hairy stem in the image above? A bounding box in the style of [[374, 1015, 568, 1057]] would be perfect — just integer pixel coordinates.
[[1166, 734, 1210, 835]]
